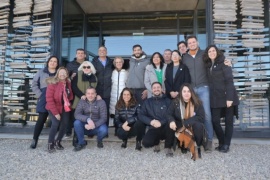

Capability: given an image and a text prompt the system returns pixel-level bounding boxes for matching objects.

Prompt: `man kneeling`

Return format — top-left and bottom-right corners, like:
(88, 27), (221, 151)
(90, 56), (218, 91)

(73, 87), (108, 151)
(137, 82), (171, 152)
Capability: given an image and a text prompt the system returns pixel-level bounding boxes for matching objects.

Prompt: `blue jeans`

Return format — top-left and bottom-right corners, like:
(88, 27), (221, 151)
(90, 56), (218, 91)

(74, 120), (108, 145)
(194, 86), (213, 141)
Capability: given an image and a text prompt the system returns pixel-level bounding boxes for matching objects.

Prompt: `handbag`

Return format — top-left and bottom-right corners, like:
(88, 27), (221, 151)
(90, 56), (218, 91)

(202, 125), (208, 150)
(72, 133), (78, 147)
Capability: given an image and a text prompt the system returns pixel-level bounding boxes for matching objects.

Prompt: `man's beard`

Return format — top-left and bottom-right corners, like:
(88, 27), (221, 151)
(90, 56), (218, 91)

(134, 54), (142, 58)
(153, 92), (162, 97)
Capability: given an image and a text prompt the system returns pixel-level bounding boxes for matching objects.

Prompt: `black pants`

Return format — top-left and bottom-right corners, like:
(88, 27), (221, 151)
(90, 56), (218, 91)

(212, 106), (234, 146)
(116, 125), (137, 141)
(165, 121), (204, 148)
(142, 125), (166, 148)
(134, 120), (146, 142)
(165, 121), (182, 148)
(103, 97), (110, 126)
(48, 110), (69, 143)
(33, 112), (49, 140)
(66, 109), (75, 135)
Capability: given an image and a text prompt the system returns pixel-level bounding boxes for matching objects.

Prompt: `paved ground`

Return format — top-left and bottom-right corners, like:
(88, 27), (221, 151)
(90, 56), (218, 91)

(0, 132), (270, 179)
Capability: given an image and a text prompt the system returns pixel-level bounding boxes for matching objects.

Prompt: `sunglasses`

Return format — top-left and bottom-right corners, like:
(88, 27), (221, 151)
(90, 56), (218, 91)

(83, 66), (91, 69)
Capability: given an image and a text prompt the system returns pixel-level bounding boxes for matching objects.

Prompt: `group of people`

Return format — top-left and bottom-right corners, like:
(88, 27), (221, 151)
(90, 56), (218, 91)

(29, 35), (239, 159)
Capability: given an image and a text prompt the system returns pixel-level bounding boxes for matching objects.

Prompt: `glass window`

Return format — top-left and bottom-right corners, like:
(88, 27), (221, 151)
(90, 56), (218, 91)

(87, 11), (206, 57)
(62, 0), (84, 64)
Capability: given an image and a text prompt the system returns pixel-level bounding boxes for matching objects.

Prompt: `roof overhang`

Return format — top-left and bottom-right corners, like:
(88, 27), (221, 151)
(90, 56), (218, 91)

(75, 0), (205, 14)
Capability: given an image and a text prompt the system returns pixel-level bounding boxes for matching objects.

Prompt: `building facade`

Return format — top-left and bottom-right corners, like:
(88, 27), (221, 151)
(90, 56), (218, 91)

(0, 0), (269, 137)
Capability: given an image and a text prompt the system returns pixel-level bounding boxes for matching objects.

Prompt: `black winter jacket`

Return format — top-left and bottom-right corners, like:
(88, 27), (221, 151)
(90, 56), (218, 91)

(66, 59), (85, 77)
(206, 55), (239, 108)
(138, 95), (171, 128)
(92, 56), (114, 98)
(114, 105), (139, 128)
(167, 99), (205, 128)
(164, 62), (191, 99)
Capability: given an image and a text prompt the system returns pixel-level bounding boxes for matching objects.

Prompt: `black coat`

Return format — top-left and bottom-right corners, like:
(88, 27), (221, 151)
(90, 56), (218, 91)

(71, 72), (97, 99)
(206, 55), (239, 108)
(66, 59), (84, 77)
(164, 62), (191, 99)
(92, 56), (114, 98)
(167, 99), (205, 128)
(114, 105), (139, 128)
(138, 95), (171, 128)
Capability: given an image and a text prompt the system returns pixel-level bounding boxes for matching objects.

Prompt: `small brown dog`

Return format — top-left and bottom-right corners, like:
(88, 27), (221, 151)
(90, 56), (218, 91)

(175, 127), (198, 161)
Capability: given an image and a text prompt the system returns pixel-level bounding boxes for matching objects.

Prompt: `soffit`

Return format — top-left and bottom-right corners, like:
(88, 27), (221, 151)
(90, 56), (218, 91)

(75, 0), (204, 14)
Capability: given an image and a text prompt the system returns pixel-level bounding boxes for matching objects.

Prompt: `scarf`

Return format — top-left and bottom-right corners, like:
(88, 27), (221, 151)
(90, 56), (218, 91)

(63, 83), (71, 112)
(179, 100), (194, 122)
(178, 100), (198, 160)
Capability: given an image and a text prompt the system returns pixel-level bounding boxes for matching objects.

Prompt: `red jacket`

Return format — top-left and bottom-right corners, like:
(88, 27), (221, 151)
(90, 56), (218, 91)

(45, 81), (73, 115)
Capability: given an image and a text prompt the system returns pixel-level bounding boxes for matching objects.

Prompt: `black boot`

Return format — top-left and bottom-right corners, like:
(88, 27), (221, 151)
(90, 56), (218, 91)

(121, 140), (127, 148)
(135, 140), (142, 151)
(30, 139), (38, 149)
(55, 140), (64, 150)
(48, 143), (56, 153)
(219, 145), (230, 153)
(198, 147), (202, 158)
(215, 144), (223, 151)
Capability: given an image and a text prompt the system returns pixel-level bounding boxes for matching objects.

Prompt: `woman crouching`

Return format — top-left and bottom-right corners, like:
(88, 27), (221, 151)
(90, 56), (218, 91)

(165, 83), (205, 159)
(114, 88), (139, 148)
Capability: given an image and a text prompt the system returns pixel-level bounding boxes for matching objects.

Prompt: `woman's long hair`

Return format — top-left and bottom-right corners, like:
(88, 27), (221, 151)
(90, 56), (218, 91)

(150, 52), (165, 69)
(203, 45), (223, 67)
(115, 88), (137, 110)
(46, 67), (70, 84)
(178, 83), (201, 107)
(46, 56), (60, 70)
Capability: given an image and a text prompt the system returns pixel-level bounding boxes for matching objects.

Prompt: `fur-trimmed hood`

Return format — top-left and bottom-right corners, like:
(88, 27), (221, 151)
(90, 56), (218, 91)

(46, 77), (70, 85)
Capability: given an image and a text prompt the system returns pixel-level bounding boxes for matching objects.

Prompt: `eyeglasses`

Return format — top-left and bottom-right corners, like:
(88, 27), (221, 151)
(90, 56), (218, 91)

(83, 66), (91, 69)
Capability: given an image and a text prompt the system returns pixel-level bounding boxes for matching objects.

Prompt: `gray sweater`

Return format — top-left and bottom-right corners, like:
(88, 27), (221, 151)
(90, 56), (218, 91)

(127, 55), (150, 89)
(74, 99), (107, 128)
(182, 49), (208, 88)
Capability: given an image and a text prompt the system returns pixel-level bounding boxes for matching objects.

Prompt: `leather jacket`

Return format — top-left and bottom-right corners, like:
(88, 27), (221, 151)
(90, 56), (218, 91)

(114, 105), (139, 128)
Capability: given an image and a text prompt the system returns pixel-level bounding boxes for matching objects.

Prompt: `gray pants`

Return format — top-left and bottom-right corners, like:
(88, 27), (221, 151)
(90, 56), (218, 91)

(48, 110), (69, 143)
